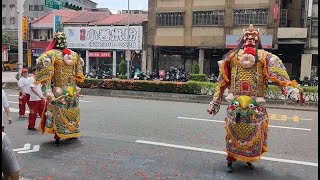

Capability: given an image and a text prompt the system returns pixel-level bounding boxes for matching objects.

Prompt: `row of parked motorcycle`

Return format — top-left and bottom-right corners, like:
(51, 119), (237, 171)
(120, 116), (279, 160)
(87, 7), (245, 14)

(134, 68), (190, 82)
(84, 67), (221, 83)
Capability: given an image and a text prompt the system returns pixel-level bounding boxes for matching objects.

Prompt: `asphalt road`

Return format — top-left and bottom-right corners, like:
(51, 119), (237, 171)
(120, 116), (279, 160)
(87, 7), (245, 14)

(3, 89), (318, 180)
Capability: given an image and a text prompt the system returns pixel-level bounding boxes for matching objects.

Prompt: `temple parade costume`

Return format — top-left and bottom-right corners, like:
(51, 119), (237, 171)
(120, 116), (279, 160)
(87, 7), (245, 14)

(208, 24), (303, 173)
(34, 32), (85, 146)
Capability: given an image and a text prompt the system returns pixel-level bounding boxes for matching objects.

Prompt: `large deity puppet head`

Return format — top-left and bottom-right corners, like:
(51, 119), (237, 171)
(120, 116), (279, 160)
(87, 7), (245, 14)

(238, 24), (261, 68)
(53, 32), (67, 50)
(242, 24), (260, 48)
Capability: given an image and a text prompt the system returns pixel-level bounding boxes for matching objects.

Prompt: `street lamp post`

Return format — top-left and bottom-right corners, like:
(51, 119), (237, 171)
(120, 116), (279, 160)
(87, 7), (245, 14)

(17, 0), (25, 79)
(126, 0), (130, 79)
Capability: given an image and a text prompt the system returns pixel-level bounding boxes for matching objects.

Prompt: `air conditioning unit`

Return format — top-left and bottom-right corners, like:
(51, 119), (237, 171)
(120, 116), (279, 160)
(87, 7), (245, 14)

(39, 35), (47, 41)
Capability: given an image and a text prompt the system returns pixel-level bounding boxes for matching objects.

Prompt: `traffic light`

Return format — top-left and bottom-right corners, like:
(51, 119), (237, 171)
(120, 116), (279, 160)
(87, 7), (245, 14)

(62, 2), (82, 11)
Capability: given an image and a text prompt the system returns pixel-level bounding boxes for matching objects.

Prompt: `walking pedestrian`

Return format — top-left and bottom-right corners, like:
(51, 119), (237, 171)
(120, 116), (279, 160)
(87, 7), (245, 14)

(18, 68), (31, 118)
(2, 90), (13, 132)
(27, 67), (45, 131)
(2, 132), (20, 180)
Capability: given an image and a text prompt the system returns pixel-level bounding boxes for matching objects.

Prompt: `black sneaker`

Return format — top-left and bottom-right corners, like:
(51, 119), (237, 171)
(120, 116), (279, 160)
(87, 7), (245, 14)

(66, 137), (78, 141)
(28, 127), (37, 131)
(246, 162), (254, 170)
(54, 139), (60, 146)
(227, 162), (233, 173)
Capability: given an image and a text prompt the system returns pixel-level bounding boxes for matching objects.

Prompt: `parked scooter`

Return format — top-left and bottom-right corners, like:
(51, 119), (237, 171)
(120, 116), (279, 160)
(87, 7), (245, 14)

(85, 68), (97, 79)
(133, 69), (145, 80)
(102, 69), (112, 79)
(159, 70), (166, 81)
(209, 73), (218, 83)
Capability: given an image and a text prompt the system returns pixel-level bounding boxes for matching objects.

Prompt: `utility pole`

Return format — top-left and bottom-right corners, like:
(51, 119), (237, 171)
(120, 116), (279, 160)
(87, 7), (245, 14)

(17, 0), (25, 79)
(126, 0), (130, 79)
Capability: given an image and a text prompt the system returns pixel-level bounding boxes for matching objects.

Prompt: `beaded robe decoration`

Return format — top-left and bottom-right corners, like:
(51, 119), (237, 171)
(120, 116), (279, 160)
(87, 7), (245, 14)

(35, 32), (85, 139)
(208, 25), (303, 162)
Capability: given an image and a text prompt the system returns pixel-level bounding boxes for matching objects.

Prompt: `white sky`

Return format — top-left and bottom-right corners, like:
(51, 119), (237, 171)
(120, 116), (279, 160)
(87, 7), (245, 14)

(92, 0), (148, 14)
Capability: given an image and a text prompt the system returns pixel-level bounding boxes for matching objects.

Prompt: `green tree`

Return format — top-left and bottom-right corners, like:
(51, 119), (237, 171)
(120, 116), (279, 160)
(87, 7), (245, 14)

(192, 63), (200, 74)
(2, 32), (17, 46)
(119, 60), (127, 75)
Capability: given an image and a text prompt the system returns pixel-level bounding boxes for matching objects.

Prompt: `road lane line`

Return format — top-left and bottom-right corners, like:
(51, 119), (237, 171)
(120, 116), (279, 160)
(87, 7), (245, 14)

(135, 140), (318, 167)
(177, 117), (311, 131)
(10, 108), (29, 113)
(8, 101), (19, 104)
(8, 94), (19, 97)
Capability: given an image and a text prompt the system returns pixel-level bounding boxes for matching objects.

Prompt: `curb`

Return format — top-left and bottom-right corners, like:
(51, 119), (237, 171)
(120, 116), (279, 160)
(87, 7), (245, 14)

(2, 84), (318, 111)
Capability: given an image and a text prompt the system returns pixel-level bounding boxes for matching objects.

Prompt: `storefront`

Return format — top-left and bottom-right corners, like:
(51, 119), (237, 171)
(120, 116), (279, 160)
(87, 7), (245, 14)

(64, 25), (143, 76)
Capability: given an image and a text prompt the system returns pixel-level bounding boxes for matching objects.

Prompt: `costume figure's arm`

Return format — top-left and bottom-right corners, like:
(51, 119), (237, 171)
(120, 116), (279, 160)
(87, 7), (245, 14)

(34, 50), (55, 85)
(208, 54), (232, 115)
(263, 53), (303, 102)
(76, 56), (85, 83)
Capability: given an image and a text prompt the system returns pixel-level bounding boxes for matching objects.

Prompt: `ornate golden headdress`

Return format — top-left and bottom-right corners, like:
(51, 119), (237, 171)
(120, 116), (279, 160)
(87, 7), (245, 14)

(243, 24), (260, 36)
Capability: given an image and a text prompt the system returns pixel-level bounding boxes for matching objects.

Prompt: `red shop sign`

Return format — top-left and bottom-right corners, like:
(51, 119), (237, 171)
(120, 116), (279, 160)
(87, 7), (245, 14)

(29, 41), (51, 48)
(88, 51), (112, 58)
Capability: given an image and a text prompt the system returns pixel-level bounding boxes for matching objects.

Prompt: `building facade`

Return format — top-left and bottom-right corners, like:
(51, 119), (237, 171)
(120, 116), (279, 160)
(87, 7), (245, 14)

(29, 9), (148, 76)
(301, 0), (318, 80)
(2, 0), (97, 38)
(147, 0), (310, 80)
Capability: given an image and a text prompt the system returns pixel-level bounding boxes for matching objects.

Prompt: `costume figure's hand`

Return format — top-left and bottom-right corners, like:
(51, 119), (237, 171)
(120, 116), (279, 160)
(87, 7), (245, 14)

(288, 88), (304, 103)
(208, 101), (220, 116)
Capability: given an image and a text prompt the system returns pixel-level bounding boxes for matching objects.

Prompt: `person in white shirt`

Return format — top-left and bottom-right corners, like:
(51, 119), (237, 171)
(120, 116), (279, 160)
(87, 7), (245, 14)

(27, 67), (45, 131)
(17, 68), (31, 118)
(2, 132), (20, 180)
(2, 90), (13, 132)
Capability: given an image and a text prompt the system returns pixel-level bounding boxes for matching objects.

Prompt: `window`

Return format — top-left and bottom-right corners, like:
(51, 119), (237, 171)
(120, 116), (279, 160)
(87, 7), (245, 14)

(29, 5), (44, 11)
(233, 9), (269, 25)
(10, 4), (15, 10)
(47, 29), (53, 39)
(2, 17), (6, 25)
(34, 30), (40, 39)
(29, 5), (34, 11)
(156, 12), (185, 26)
(192, 10), (224, 26)
(2, 4), (5, 10)
(10, 17), (15, 24)
(312, 20), (318, 37)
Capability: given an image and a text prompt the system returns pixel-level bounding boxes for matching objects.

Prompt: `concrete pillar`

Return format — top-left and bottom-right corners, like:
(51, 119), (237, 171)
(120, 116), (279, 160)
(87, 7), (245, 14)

(300, 54), (312, 80)
(147, 46), (153, 72)
(85, 50), (89, 74)
(199, 49), (205, 74)
(141, 49), (147, 73)
(112, 50), (117, 77)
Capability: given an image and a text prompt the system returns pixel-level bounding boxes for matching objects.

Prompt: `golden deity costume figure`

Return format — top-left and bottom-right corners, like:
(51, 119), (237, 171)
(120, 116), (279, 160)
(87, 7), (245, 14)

(208, 25), (303, 172)
(35, 32), (85, 146)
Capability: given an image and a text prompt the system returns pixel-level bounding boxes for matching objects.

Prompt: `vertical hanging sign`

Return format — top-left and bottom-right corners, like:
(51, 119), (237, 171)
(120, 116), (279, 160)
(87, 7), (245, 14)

(53, 15), (61, 32)
(22, 16), (28, 41)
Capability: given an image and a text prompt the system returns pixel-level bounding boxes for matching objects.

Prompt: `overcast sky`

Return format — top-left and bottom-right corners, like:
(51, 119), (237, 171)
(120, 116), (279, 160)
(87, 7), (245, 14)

(92, 0), (148, 14)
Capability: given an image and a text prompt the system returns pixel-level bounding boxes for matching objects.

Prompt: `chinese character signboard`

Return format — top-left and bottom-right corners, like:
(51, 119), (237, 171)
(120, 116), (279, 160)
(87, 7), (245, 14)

(22, 16), (28, 41)
(64, 26), (143, 50)
(88, 51), (112, 58)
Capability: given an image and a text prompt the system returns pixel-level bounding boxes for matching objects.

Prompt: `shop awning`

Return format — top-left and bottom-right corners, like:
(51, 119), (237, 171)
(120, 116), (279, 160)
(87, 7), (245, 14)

(277, 39), (306, 44)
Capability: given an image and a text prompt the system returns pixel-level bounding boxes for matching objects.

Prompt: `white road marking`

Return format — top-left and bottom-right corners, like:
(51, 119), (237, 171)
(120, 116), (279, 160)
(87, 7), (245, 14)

(10, 108), (29, 113)
(177, 117), (311, 131)
(8, 101), (18, 104)
(135, 140), (318, 167)
(13, 144), (31, 152)
(79, 100), (93, 103)
(17, 145), (40, 154)
(8, 94), (19, 97)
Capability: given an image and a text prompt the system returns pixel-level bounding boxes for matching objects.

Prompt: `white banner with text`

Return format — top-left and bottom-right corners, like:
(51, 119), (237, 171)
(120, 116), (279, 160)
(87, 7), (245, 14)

(64, 26), (143, 50)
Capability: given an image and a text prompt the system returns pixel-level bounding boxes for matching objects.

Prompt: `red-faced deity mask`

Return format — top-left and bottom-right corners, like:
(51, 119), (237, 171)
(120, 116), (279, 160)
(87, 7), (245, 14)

(243, 24), (260, 48)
